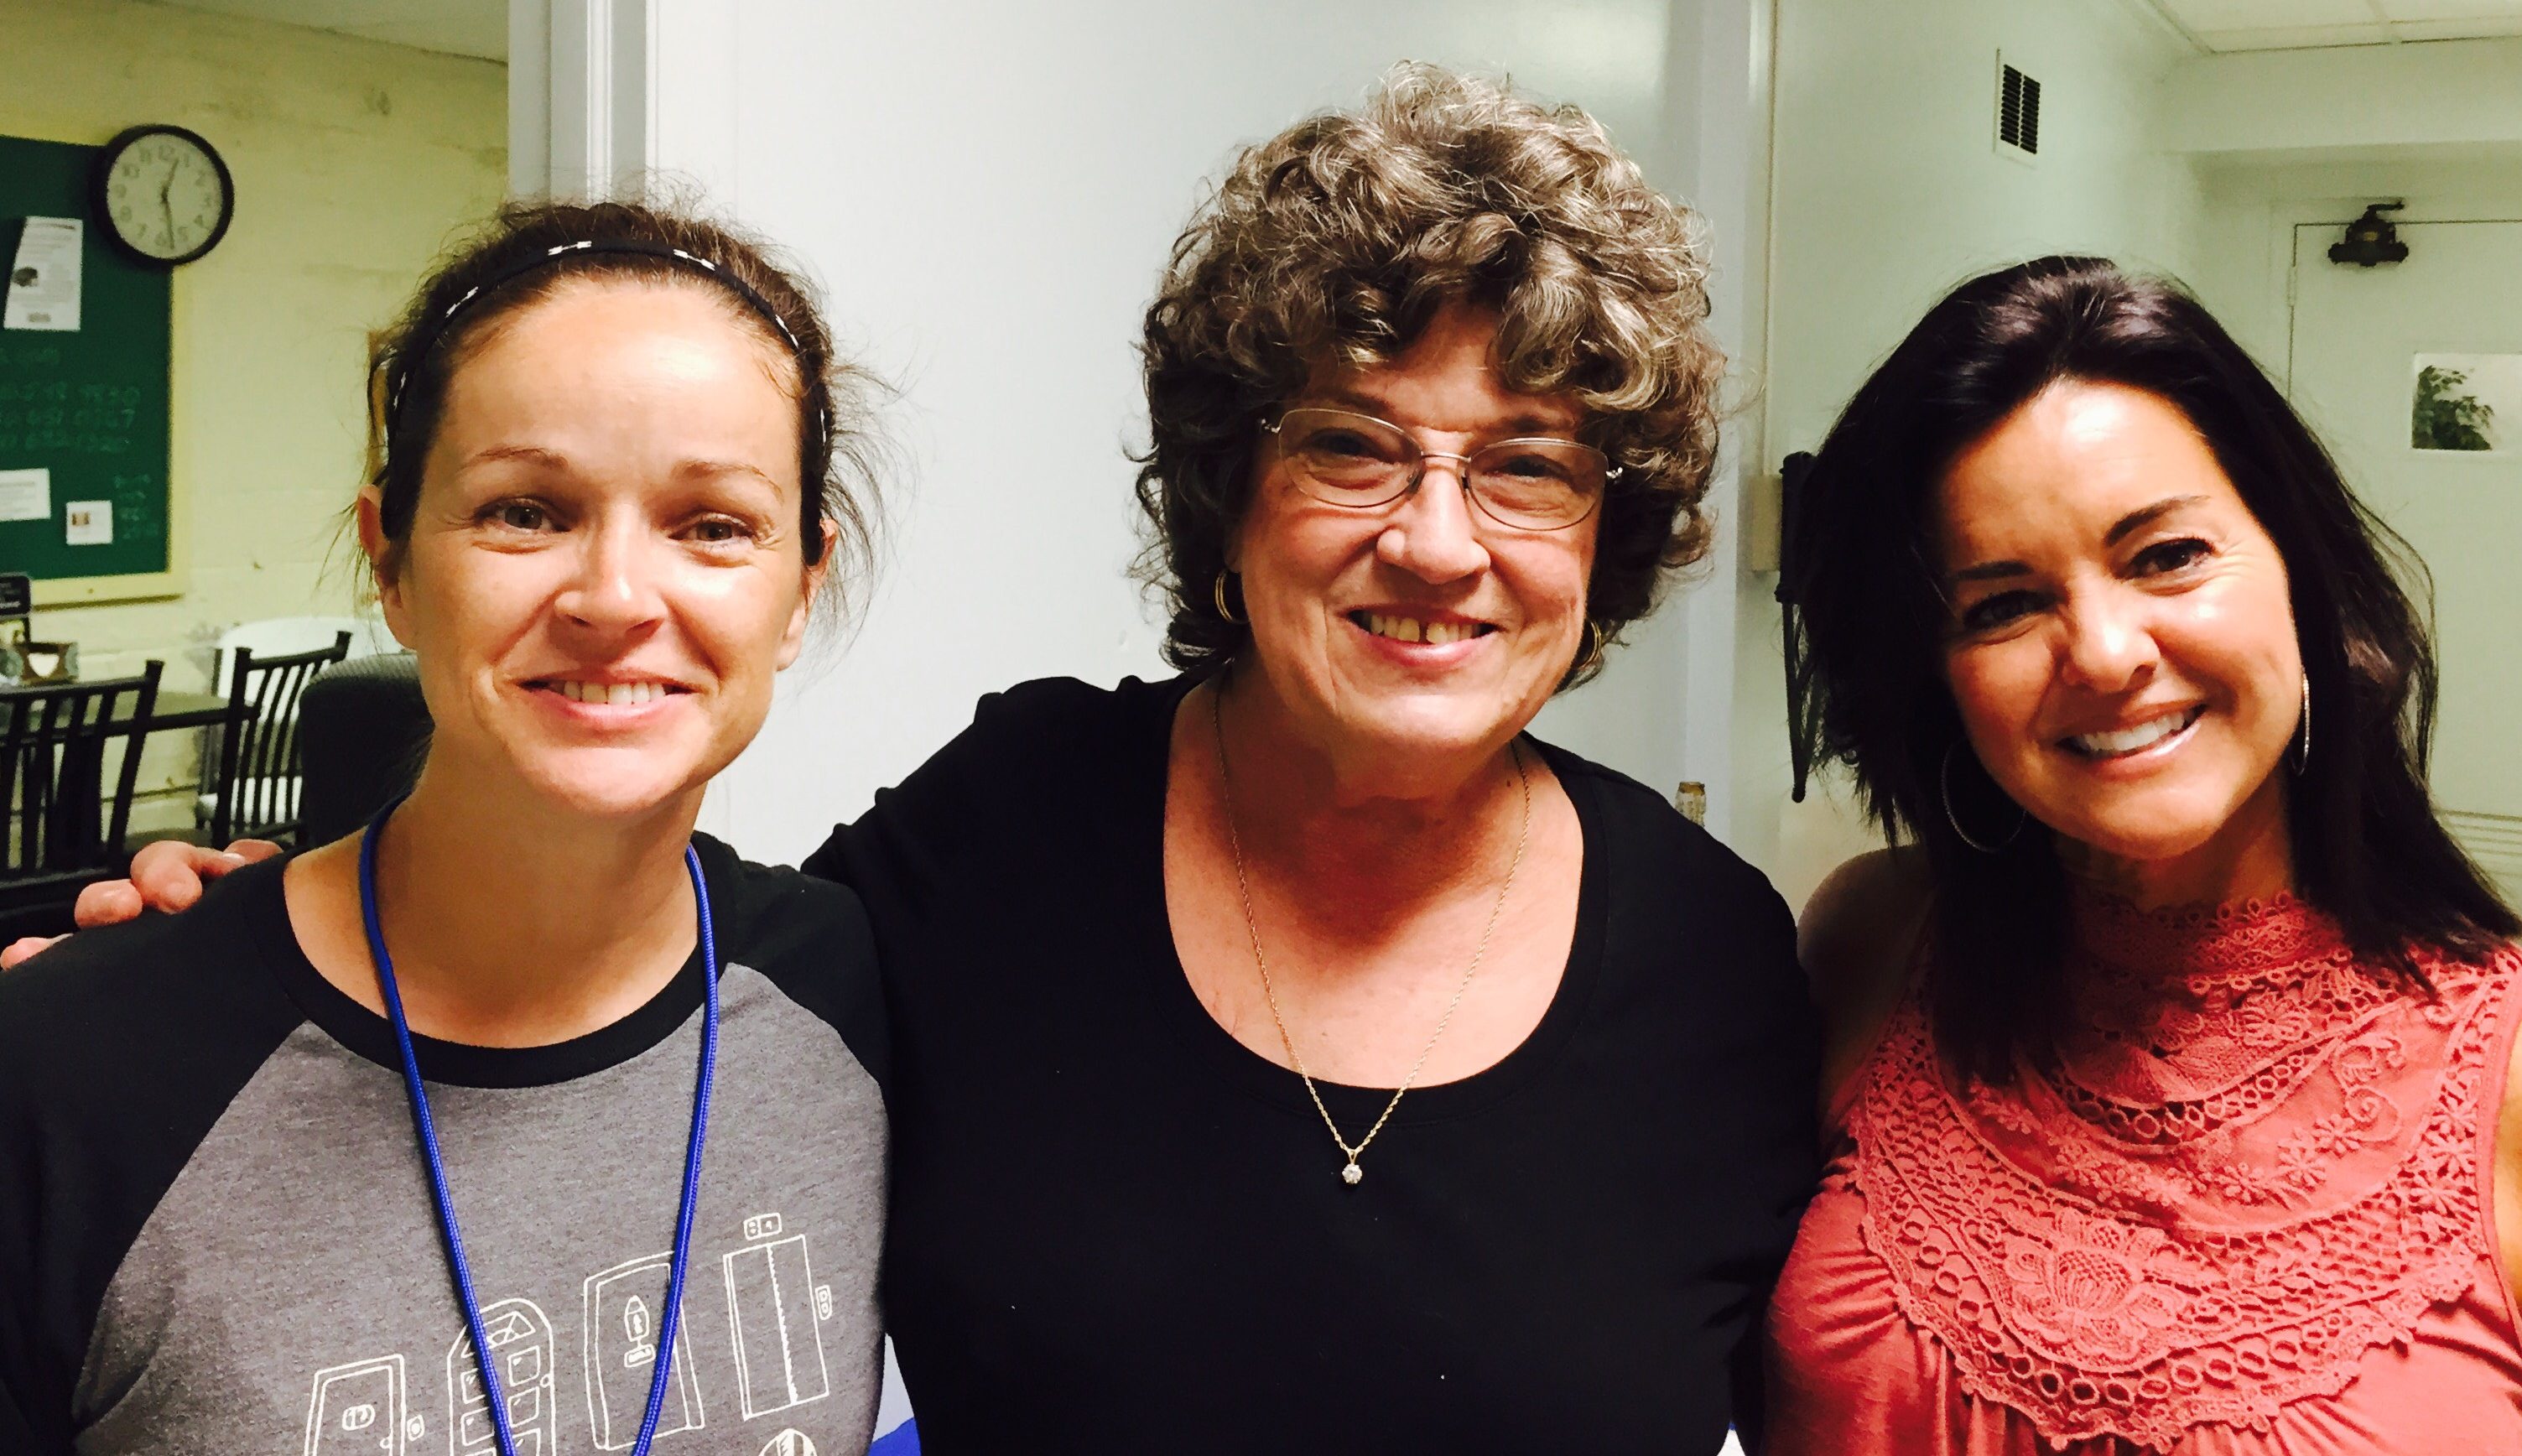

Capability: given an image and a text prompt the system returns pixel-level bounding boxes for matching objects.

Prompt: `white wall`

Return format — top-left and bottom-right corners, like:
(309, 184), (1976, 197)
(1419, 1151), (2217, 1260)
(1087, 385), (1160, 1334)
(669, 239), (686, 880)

(1734, 0), (2209, 909)
(2187, 153), (2522, 379)
(2163, 37), (2522, 158)
(541, 0), (1765, 865)
(2167, 35), (2522, 372)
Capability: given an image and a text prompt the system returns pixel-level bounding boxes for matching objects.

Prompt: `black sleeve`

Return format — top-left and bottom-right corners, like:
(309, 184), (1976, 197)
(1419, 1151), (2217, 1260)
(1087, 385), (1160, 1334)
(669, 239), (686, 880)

(694, 837), (892, 1098)
(1556, 755), (1820, 1448)
(798, 675), (1129, 935)
(0, 869), (304, 1451)
(1703, 851), (1820, 1450)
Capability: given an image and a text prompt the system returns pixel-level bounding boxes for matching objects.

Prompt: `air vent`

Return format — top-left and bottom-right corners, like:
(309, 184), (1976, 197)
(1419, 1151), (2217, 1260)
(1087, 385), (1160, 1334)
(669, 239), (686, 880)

(1998, 61), (2041, 158)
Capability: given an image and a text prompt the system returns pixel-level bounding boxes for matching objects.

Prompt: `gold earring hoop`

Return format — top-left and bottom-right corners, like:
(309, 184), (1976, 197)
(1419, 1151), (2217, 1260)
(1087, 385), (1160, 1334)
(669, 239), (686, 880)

(1214, 571), (1244, 626)
(2292, 672), (2311, 774)
(1942, 741), (2027, 854)
(1574, 620), (1609, 678)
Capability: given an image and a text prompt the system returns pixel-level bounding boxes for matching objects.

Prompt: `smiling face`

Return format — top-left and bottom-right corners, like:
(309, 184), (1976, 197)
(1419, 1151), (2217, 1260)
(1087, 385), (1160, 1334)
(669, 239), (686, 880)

(1935, 380), (2302, 887)
(366, 278), (823, 824)
(1228, 304), (1600, 772)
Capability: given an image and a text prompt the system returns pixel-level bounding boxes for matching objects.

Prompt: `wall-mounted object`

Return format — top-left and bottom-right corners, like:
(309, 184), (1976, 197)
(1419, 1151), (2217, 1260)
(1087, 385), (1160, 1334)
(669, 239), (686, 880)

(2411, 353), (2520, 454)
(1996, 56), (2041, 162)
(1776, 450), (1819, 803)
(91, 125), (234, 268)
(1, 134), (178, 604)
(2330, 202), (2410, 268)
(1742, 467), (1784, 575)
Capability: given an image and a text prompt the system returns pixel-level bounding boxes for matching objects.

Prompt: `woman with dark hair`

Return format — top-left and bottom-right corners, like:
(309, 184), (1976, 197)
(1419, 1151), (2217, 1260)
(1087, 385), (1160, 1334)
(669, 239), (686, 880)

(1762, 255), (2522, 1451)
(23, 67), (1817, 1453)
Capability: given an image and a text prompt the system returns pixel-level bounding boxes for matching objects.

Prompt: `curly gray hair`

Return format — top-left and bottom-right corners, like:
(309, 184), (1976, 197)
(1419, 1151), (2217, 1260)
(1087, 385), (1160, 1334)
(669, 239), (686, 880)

(1135, 63), (1724, 684)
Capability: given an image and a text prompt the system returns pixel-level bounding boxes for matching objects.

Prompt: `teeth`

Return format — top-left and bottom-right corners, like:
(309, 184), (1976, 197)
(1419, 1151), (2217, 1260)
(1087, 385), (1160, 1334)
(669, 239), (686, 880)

(2069, 708), (2196, 757)
(1363, 614), (1480, 645)
(553, 680), (668, 705)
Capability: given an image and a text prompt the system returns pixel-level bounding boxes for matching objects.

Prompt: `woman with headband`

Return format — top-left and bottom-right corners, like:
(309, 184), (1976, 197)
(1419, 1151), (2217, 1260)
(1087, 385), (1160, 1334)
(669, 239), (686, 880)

(0, 200), (891, 1455)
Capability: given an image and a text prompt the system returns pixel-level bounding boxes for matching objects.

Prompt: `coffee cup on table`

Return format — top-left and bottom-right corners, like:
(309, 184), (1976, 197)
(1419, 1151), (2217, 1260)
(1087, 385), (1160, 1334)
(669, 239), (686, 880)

(13, 641), (76, 684)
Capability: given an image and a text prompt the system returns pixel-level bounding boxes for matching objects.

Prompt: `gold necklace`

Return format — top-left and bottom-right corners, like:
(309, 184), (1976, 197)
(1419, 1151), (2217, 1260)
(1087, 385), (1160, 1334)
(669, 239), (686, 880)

(1209, 685), (1531, 1185)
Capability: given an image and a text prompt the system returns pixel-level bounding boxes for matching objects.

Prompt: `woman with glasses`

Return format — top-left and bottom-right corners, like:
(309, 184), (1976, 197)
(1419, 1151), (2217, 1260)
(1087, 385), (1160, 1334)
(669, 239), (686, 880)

(38, 66), (1817, 1453)
(819, 64), (1813, 1452)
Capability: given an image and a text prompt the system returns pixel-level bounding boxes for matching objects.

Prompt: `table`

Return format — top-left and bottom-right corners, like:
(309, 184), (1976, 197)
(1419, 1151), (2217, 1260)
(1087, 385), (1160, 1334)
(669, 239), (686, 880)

(129, 689), (232, 731)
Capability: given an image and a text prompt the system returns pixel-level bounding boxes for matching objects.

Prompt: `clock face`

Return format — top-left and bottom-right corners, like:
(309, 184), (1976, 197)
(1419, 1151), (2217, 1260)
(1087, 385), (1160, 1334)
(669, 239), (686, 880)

(98, 127), (233, 265)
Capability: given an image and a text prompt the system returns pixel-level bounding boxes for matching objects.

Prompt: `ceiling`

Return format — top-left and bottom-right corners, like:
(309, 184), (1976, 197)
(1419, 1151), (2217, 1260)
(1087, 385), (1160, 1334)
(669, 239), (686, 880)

(2153, 0), (2522, 50)
(148, 0), (507, 62)
(143, 0), (2522, 65)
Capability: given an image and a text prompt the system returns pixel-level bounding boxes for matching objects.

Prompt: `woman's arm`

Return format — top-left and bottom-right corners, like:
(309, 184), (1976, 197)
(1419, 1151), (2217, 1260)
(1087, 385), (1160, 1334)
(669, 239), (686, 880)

(7, 679), (1100, 970)
(1798, 847), (1932, 1114)
(2496, 1002), (2522, 1315)
(0, 842), (278, 969)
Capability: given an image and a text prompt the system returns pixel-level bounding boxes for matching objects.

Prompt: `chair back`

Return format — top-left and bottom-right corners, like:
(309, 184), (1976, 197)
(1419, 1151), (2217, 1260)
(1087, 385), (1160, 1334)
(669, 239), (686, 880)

(206, 632), (353, 845)
(297, 652), (434, 845)
(1, 662), (164, 897)
(210, 615), (389, 694)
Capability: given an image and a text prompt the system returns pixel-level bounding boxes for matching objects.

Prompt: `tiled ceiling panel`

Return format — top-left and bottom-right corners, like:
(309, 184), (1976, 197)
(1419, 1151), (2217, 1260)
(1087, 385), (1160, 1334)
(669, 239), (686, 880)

(2158, 0), (2522, 48)
(149, 0), (507, 62)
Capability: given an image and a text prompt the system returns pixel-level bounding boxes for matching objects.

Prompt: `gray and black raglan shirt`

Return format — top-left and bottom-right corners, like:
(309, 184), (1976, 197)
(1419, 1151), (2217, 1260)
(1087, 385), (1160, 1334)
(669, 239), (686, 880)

(0, 836), (889, 1456)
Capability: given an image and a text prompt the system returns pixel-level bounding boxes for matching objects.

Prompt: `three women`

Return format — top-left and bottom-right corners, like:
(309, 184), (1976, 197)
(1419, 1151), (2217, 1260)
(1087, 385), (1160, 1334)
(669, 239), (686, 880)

(16, 75), (2521, 1456)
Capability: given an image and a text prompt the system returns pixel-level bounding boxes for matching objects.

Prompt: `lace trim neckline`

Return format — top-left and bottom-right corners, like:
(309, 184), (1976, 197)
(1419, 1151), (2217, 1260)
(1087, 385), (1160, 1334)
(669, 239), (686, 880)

(2067, 886), (2349, 991)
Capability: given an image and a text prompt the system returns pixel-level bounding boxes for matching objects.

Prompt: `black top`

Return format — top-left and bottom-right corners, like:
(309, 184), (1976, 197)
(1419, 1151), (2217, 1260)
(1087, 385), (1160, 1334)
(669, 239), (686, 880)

(802, 674), (1819, 1454)
(0, 837), (892, 1455)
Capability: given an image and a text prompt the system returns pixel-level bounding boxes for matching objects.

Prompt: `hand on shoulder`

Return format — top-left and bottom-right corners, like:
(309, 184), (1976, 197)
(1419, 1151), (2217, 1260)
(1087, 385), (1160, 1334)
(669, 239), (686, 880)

(0, 840), (282, 970)
(1800, 846), (1932, 1112)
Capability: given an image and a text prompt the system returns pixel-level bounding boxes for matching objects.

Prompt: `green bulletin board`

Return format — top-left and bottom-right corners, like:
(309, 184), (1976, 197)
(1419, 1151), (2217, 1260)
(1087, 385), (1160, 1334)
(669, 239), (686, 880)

(0, 133), (174, 591)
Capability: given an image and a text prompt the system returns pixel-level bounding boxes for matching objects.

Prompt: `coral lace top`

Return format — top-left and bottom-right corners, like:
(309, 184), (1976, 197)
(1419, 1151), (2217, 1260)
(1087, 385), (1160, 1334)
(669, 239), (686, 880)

(1765, 893), (2522, 1453)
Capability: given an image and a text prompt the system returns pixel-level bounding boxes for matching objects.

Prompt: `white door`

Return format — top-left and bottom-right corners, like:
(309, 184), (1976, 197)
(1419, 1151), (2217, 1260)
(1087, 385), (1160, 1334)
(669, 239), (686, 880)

(2287, 218), (2522, 899)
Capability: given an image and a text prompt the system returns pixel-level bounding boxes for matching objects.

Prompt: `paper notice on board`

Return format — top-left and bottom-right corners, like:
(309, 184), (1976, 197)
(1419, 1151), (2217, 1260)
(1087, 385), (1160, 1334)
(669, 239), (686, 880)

(5, 218), (84, 332)
(64, 500), (112, 545)
(0, 467), (50, 522)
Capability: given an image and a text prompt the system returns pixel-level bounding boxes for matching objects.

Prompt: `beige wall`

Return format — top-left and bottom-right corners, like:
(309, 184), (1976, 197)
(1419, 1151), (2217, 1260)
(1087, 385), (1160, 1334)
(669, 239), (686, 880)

(1, 0), (504, 824)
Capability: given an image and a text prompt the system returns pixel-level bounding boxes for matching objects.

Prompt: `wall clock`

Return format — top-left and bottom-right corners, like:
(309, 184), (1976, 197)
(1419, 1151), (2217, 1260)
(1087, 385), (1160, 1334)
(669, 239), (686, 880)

(91, 124), (235, 267)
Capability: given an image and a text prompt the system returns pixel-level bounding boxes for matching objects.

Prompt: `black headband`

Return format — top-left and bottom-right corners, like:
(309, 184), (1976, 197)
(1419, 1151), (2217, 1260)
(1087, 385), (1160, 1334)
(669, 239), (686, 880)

(384, 238), (819, 462)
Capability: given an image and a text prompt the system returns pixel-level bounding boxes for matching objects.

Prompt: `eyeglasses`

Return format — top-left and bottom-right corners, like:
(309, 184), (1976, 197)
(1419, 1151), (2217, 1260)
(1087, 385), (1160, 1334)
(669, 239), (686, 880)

(1262, 406), (1615, 532)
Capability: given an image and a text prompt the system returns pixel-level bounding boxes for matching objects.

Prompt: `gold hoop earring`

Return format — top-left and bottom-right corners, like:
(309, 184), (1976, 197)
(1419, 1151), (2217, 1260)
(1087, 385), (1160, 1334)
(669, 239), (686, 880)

(2292, 672), (2311, 774)
(1942, 741), (2026, 854)
(1574, 620), (1609, 678)
(1213, 571), (1244, 626)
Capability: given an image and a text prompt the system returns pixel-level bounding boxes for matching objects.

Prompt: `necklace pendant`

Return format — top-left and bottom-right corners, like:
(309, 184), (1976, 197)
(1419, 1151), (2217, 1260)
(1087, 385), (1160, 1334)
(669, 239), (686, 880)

(1340, 1160), (1363, 1185)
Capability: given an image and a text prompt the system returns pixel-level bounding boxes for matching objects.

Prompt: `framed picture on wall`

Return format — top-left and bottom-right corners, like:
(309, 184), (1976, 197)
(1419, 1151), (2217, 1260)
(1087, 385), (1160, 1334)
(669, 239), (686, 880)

(2411, 353), (2522, 454)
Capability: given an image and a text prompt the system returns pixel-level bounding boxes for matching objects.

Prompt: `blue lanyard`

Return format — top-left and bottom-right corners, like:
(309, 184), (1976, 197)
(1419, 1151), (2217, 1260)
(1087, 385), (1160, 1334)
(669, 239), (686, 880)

(357, 799), (719, 1456)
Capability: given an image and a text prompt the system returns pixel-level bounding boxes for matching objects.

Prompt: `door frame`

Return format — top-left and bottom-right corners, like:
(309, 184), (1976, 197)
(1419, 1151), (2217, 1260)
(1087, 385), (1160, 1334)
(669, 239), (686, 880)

(2280, 208), (2522, 894)
(2265, 202), (2522, 393)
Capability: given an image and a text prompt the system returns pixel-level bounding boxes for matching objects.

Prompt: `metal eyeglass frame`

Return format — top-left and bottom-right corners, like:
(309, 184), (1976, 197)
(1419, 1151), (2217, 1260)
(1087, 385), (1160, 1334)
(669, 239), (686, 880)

(1261, 405), (1617, 532)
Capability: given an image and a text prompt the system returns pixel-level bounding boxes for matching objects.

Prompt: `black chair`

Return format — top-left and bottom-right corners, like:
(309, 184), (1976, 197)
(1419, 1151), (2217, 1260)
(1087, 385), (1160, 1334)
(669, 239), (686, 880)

(296, 651), (433, 846)
(199, 632), (353, 846)
(1, 661), (164, 910)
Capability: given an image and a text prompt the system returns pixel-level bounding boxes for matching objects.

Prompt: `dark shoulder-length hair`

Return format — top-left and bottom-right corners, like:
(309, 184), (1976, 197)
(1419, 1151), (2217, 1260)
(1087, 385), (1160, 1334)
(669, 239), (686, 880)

(1786, 255), (2517, 1078)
